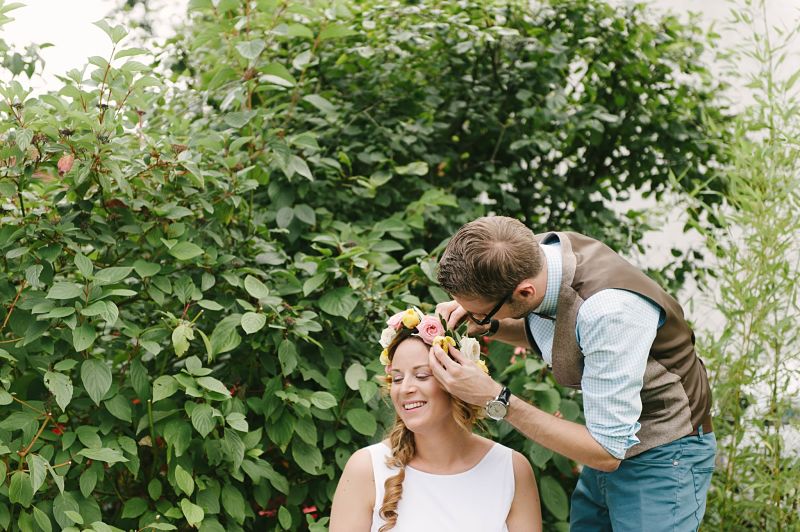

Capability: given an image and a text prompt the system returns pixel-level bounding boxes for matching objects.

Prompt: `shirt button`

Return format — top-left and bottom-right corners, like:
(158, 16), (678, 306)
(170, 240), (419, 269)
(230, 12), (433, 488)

(673, 460), (679, 466)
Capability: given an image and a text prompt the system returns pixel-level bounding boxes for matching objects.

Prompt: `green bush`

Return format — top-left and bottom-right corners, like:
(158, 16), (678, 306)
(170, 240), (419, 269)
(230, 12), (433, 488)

(0, 0), (727, 529)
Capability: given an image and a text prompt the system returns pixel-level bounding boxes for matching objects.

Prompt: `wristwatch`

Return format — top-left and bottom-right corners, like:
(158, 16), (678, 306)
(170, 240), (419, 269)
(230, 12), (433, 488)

(485, 386), (511, 420)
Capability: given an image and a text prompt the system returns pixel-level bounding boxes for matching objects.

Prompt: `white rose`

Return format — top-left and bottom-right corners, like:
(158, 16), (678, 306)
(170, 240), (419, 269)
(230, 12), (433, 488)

(380, 326), (397, 348)
(459, 336), (481, 362)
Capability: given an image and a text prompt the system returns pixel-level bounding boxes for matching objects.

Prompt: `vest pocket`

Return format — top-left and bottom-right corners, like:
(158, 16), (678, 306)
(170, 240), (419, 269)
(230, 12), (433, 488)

(640, 398), (667, 417)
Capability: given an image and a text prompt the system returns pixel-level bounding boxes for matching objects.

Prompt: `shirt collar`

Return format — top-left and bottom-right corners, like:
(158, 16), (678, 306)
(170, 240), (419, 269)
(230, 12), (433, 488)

(534, 241), (561, 317)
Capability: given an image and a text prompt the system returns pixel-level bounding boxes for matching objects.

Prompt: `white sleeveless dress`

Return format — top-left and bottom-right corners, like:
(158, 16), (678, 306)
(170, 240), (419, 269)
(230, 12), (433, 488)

(367, 441), (515, 532)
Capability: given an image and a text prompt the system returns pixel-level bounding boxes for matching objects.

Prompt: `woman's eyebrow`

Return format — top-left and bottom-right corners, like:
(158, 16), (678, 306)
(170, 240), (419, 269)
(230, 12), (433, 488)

(390, 364), (431, 373)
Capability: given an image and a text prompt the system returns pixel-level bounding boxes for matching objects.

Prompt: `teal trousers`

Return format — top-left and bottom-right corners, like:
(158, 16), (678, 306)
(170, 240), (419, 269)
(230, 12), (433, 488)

(570, 430), (716, 531)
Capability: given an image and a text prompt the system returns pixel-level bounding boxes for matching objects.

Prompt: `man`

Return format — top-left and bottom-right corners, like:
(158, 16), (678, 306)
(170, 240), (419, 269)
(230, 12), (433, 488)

(430, 215), (715, 531)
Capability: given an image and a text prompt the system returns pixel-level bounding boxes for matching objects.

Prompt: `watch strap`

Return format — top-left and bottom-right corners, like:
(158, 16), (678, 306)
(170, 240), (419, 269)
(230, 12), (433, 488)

(496, 386), (511, 406)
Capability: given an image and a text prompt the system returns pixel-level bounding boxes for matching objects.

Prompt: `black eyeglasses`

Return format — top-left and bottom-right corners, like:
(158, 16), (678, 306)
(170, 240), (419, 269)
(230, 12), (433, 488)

(467, 290), (513, 326)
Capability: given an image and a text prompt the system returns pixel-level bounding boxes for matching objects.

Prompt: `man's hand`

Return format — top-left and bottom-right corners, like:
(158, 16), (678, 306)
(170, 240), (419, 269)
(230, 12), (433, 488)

(429, 342), (502, 406)
(435, 299), (491, 336)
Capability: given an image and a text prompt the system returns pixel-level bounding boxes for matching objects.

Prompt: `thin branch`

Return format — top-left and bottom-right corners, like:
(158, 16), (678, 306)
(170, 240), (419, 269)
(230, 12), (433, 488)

(11, 394), (45, 416)
(1, 279), (27, 333)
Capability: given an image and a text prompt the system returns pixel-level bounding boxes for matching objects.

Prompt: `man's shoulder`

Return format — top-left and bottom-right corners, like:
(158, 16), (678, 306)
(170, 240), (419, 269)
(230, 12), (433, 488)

(578, 289), (661, 324)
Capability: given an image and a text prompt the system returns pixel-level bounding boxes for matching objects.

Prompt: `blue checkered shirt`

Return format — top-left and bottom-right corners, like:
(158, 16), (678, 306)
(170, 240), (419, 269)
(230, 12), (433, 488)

(526, 242), (663, 459)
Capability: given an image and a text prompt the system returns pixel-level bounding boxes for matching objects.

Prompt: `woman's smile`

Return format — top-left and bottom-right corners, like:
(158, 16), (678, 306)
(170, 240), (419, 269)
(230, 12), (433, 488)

(403, 400), (427, 411)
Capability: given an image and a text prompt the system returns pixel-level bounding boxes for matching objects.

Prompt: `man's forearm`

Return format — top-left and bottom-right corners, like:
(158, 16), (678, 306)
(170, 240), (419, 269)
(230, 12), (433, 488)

(491, 318), (531, 348)
(505, 394), (621, 472)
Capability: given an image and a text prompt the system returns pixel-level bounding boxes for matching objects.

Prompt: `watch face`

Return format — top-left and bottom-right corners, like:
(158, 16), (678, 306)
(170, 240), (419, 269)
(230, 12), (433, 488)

(486, 401), (507, 420)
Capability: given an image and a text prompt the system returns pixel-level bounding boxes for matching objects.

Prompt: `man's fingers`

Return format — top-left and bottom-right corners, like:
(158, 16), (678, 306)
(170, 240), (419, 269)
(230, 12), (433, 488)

(447, 305), (467, 330)
(447, 345), (467, 365)
(430, 344), (457, 372)
(435, 300), (457, 319)
(466, 321), (489, 337)
(433, 300), (468, 331)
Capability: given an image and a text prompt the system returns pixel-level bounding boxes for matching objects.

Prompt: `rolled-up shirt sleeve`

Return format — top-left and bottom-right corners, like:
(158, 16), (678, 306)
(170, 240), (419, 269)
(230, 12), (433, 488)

(576, 289), (662, 460)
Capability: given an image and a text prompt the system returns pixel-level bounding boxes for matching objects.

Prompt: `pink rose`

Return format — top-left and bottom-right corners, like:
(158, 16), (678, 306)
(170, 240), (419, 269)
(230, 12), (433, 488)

(387, 311), (405, 330)
(415, 315), (445, 345)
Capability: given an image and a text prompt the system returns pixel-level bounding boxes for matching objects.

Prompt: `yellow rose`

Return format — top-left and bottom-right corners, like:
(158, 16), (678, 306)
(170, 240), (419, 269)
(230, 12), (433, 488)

(402, 308), (421, 328)
(380, 348), (391, 366)
(432, 335), (457, 350)
(476, 360), (490, 374)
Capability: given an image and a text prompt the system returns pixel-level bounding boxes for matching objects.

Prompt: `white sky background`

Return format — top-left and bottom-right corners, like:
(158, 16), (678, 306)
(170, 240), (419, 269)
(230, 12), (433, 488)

(1, 0), (185, 90)
(3, 0), (800, 323)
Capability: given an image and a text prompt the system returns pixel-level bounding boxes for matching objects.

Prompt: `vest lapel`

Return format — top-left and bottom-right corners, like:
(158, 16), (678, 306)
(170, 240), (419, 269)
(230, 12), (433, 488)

(544, 232), (584, 388)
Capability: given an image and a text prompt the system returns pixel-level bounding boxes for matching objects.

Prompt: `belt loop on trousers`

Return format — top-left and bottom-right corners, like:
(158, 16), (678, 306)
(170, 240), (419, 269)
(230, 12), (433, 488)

(688, 414), (713, 438)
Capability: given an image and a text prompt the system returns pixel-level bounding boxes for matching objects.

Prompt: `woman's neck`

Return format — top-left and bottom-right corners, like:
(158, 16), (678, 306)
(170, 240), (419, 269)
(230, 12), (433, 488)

(409, 421), (479, 473)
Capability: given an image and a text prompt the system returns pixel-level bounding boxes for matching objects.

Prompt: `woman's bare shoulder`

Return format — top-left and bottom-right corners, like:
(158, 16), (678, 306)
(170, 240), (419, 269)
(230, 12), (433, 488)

(344, 447), (375, 479)
(510, 449), (535, 478)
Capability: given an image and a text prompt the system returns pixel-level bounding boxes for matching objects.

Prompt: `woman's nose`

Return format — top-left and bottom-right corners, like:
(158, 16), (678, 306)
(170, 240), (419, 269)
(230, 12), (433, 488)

(400, 379), (417, 394)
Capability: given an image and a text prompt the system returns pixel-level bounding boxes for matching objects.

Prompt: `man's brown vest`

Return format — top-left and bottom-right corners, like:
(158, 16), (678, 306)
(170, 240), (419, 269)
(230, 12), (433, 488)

(529, 231), (712, 458)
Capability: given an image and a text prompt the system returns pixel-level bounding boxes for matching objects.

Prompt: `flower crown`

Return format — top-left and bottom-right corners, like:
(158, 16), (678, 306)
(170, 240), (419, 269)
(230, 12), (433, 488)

(378, 307), (489, 375)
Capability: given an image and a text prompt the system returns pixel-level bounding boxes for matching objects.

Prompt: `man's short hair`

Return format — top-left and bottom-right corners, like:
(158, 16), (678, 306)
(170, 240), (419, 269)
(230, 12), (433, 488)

(437, 216), (544, 300)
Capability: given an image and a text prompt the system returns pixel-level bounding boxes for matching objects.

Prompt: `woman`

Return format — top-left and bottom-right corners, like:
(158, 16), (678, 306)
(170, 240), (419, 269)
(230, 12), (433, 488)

(330, 308), (542, 532)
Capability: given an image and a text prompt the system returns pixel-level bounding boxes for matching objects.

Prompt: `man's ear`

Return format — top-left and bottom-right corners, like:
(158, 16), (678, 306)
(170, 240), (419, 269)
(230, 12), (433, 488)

(515, 280), (537, 300)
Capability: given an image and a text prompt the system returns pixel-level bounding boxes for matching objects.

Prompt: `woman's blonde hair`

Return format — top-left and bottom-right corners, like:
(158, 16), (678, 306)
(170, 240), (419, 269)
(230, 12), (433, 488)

(377, 332), (482, 531)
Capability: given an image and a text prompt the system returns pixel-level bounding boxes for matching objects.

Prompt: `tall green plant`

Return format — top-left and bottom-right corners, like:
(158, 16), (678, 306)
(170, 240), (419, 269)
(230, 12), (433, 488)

(684, 1), (800, 529)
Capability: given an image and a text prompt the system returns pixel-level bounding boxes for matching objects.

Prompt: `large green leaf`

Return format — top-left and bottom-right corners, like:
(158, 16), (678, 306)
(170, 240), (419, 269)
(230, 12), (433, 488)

(46, 282), (83, 300)
(395, 161), (429, 176)
(180, 498), (204, 527)
(152, 375), (178, 402)
(291, 439), (323, 474)
(243, 275), (270, 299)
(93, 266), (133, 285)
(344, 363), (367, 391)
(310, 391), (337, 409)
(43, 371), (73, 411)
(104, 394), (132, 422)
(77, 448), (128, 464)
(121, 497), (148, 519)
(345, 408), (377, 436)
(318, 287), (358, 318)
(9, 472), (33, 508)
(235, 39), (265, 60)
(26, 455), (48, 495)
(539, 475), (569, 521)
(81, 359), (112, 405)
(190, 403), (215, 437)
(72, 323), (97, 352)
(172, 323), (194, 356)
(32, 505), (52, 532)
(197, 376), (230, 396)
(169, 241), (204, 260)
(79, 469), (97, 498)
(221, 485), (246, 524)
(240, 312), (266, 334)
(278, 339), (297, 376)
(174, 465), (194, 496)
